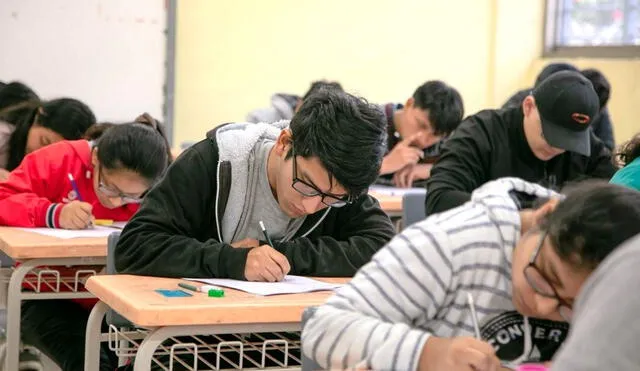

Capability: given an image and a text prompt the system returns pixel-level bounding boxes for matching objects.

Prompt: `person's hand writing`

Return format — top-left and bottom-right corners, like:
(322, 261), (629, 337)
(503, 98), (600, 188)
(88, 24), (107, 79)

(231, 238), (260, 249)
(59, 201), (94, 230)
(244, 245), (291, 282)
(419, 336), (501, 371)
(393, 163), (433, 188)
(0, 169), (10, 182)
(380, 133), (424, 175)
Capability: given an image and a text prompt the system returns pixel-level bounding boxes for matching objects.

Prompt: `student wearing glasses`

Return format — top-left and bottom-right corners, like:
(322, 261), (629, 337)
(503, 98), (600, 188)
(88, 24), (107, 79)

(0, 117), (170, 229)
(302, 178), (640, 371)
(115, 88), (395, 283)
(0, 118), (171, 370)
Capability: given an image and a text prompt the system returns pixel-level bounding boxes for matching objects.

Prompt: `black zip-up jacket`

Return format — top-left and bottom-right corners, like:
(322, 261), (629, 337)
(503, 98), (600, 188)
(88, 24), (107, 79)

(425, 106), (616, 215)
(115, 130), (395, 280)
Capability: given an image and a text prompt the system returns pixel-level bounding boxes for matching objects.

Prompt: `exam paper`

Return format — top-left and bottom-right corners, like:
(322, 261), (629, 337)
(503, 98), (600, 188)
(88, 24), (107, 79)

(16, 225), (123, 239)
(185, 275), (344, 296)
(369, 185), (427, 197)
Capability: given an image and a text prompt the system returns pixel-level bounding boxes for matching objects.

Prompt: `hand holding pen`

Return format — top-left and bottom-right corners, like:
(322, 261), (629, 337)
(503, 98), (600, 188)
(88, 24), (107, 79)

(59, 174), (94, 230)
(242, 221), (291, 282)
(419, 293), (501, 371)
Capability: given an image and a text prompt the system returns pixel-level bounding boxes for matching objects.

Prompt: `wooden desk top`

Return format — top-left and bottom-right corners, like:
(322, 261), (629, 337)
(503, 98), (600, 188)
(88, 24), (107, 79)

(86, 275), (349, 327)
(369, 192), (402, 213)
(0, 227), (107, 260)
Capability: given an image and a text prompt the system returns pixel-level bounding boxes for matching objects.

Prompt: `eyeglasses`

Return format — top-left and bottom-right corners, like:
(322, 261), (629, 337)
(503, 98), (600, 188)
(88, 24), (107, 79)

(96, 166), (144, 204)
(290, 150), (351, 208)
(523, 231), (573, 321)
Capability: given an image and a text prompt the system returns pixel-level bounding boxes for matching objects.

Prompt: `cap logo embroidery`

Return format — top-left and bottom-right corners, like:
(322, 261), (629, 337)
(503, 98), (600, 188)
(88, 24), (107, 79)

(571, 113), (590, 124)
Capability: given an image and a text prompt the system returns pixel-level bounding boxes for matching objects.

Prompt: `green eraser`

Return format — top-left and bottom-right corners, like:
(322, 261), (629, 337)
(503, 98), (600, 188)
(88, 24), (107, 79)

(208, 289), (224, 297)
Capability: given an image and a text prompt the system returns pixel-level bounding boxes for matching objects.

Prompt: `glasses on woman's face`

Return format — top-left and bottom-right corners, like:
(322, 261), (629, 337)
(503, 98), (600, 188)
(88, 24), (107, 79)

(96, 167), (144, 204)
(523, 231), (573, 321)
(290, 150), (351, 208)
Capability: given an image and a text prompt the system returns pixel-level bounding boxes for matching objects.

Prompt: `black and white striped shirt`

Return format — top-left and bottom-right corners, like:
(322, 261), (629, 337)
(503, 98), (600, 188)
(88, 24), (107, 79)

(302, 178), (560, 371)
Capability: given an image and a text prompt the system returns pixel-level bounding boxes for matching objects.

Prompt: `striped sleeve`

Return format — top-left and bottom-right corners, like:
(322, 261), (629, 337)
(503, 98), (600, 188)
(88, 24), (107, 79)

(302, 224), (453, 371)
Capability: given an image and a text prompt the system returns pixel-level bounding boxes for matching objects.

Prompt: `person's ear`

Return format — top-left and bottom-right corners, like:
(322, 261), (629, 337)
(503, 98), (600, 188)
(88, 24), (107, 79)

(405, 97), (415, 109)
(91, 147), (99, 168)
(274, 129), (293, 157)
(522, 96), (536, 117)
(531, 198), (561, 227)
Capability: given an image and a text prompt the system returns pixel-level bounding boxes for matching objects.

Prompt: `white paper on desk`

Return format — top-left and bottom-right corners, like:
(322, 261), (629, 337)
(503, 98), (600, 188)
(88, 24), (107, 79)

(15, 226), (121, 239)
(185, 275), (344, 296)
(369, 185), (427, 197)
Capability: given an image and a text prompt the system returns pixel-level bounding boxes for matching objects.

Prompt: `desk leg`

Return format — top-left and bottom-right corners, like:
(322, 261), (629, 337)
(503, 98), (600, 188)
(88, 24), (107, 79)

(84, 301), (108, 371)
(133, 327), (166, 371)
(4, 262), (36, 371)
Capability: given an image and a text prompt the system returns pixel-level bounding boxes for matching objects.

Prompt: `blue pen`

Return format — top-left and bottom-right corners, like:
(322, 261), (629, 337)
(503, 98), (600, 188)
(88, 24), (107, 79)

(67, 173), (84, 201)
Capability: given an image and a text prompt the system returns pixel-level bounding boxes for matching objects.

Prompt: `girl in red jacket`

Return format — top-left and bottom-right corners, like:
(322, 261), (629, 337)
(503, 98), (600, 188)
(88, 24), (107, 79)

(0, 120), (171, 371)
(0, 119), (169, 228)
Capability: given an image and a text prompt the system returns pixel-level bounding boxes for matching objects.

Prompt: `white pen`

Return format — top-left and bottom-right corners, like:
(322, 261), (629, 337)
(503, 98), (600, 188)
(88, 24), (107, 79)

(467, 292), (481, 339)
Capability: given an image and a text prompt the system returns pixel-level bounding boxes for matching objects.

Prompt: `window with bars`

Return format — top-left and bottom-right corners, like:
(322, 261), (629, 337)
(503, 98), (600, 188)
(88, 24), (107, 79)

(545, 0), (640, 57)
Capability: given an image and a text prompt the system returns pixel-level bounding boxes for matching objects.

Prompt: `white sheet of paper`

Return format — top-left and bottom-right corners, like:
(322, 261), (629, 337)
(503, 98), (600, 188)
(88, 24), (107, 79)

(185, 275), (344, 296)
(16, 226), (121, 239)
(369, 185), (427, 197)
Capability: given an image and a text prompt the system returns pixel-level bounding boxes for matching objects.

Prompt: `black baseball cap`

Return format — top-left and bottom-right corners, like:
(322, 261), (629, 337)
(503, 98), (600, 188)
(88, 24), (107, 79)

(533, 70), (600, 157)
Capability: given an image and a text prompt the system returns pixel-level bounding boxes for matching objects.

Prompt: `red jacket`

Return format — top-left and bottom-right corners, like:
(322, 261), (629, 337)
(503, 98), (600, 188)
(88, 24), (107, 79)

(0, 140), (140, 310)
(0, 140), (138, 226)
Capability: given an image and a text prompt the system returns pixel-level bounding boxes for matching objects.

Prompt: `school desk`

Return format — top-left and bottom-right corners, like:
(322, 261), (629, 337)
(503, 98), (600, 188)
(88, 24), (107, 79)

(368, 192), (402, 217)
(0, 227), (107, 371)
(84, 275), (349, 371)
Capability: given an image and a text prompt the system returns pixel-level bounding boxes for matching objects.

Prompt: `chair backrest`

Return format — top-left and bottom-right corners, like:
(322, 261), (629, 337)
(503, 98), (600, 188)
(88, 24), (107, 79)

(105, 232), (133, 327)
(300, 306), (322, 371)
(106, 232), (121, 275)
(401, 190), (427, 230)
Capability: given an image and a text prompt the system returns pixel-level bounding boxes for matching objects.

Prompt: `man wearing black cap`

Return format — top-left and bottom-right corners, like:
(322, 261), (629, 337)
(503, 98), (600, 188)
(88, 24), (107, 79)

(425, 70), (617, 215)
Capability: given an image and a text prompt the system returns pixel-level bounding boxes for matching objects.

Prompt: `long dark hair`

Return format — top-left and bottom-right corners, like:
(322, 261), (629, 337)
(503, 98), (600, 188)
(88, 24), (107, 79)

(3, 98), (95, 170)
(0, 81), (39, 112)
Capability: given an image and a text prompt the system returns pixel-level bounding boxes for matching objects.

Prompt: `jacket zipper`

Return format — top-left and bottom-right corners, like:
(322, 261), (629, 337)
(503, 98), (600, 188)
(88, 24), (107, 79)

(215, 161), (223, 242)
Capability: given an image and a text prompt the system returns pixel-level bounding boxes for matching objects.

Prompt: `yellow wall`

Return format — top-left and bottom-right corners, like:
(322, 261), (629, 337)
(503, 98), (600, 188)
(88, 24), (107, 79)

(174, 0), (497, 145)
(174, 0), (637, 146)
(511, 1), (640, 145)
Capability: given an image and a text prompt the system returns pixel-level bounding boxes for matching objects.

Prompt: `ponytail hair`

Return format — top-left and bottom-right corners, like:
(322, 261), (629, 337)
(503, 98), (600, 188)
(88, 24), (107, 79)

(95, 120), (170, 184)
(133, 113), (173, 164)
(83, 122), (116, 141)
(84, 113), (172, 165)
(615, 133), (640, 168)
